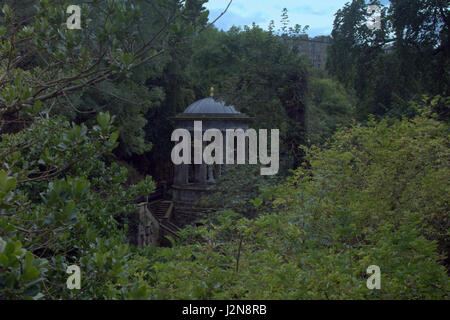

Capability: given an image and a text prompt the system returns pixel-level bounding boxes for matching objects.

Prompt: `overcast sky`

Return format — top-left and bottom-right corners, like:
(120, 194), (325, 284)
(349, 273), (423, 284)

(204, 0), (390, 36)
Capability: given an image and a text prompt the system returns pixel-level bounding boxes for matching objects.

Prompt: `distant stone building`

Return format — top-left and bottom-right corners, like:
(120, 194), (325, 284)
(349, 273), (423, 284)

(297, 35), (331, 70)
(170, 95), (252, 226)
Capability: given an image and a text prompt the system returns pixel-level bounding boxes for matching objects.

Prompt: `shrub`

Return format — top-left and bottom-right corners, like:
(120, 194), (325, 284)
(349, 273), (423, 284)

(146, 102), (449, 299)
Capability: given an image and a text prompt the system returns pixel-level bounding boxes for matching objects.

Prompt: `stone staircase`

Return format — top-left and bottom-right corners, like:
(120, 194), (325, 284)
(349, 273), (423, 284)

(148, 200), (181, 247)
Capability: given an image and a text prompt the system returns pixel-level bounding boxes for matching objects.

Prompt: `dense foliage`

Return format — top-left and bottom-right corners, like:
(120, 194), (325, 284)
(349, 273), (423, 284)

(305, 76), (355, 145)
(0, 113), (155, 299)
(143, 102), (450, 299)
(0, 0), (449, 300)
(187, 24), (310, 166)
(327, 0), (449, 119)
(0, 0), (204, 299)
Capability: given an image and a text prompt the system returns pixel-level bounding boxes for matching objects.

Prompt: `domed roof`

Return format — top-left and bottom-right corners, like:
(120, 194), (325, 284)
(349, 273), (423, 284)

(183, 97), (241, 114)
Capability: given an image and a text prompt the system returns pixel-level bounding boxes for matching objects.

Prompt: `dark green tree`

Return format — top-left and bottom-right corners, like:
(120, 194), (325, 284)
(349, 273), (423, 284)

(0, 0), (209, 299)
(188, 24), (310, 168)
(327, 0), (449, 119)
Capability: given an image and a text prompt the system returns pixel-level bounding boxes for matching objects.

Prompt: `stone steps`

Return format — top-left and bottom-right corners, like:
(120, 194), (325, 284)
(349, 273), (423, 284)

(148, 200), (180, 246)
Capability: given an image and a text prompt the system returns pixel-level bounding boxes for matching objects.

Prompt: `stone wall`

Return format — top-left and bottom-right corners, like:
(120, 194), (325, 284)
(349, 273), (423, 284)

(127, 203), (160, 247)
(298, 35), (331, 69)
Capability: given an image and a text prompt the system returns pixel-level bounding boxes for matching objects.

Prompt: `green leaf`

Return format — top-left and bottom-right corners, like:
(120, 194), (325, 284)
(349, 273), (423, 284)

(0, 170), (17, 193)
(250, 197), (263, 209)
(109, 131), (119, 143)
(97, 111), (111, 128)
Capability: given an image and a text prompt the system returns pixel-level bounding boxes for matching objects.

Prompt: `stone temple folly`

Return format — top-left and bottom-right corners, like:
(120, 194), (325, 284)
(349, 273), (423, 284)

(170, 92), (251, 225)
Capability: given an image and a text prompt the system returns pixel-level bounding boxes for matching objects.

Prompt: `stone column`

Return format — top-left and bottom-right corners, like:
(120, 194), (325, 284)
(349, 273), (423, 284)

(221, 130), (227, 175)
(182, 164), (189, 184)
(207, 165), (215, 183)
(195, 163), (207, 184)
(216, 164), (222, 178)
(174, 164), (189, 185)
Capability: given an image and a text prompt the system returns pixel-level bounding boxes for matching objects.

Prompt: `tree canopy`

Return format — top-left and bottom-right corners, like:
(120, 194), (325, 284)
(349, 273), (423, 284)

(0, 1), (448, 300)
(327, 0), (449, 119)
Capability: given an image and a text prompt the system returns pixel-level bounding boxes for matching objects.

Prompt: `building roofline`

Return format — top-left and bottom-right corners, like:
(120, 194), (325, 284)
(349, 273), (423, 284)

(170, 113), (252, 121)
